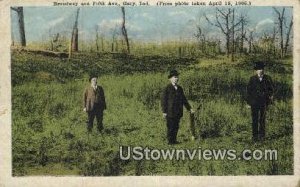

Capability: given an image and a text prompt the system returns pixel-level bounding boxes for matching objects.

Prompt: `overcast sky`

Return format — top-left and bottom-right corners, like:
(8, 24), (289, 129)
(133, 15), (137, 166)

(11, 6), (293, 43)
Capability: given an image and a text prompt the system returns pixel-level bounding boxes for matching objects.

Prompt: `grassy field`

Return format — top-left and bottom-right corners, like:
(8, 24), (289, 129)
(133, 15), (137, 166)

(11, 50), (293, 176)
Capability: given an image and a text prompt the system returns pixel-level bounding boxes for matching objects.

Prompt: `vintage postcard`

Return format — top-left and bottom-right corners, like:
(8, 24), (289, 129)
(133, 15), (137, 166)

(0, 0), (299, 186)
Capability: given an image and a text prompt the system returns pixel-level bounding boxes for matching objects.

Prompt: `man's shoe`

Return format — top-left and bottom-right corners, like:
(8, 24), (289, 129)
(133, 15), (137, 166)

(174, 141), (180, 144)
(97, 126), (104, 133)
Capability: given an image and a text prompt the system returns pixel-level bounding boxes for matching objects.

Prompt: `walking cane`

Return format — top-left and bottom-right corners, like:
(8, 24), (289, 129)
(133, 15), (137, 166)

(189, 102), (202, 141)
(190, 112), (196, 140)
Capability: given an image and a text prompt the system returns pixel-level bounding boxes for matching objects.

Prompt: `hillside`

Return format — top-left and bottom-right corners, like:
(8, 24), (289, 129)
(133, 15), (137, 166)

(12, 51), (293, 175)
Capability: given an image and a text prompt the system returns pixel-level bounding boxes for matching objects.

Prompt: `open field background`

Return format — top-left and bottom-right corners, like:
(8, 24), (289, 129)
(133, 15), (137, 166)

(11, 50), (293, 176)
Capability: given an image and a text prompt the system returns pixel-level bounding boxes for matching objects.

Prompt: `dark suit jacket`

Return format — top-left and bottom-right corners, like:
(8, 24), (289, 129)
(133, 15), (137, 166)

(161, 83), (191, 118)
(83, 85), (106, 112)
(246, 74), (274, 106)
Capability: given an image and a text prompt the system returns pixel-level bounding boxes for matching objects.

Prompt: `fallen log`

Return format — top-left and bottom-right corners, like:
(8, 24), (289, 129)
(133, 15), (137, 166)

(13, 47), (68, 58)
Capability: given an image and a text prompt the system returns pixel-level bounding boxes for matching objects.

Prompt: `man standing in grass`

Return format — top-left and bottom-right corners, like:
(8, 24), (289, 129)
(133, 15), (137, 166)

(83, 74), (106, 133)
(161, 70), (194, 144)
(247, 61), (274, 142)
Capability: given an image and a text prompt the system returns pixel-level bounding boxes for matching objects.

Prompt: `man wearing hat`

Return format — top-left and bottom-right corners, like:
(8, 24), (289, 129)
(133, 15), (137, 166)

(246, 61), (274, 141)
(83, 74), (106, 133)
(161, 70), (194, 144)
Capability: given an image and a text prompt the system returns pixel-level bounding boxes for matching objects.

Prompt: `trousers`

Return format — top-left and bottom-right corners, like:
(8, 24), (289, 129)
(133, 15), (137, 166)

(166, 117), (180, 144)
(251, 105), (267, 140)
(87, 105), (104, 132)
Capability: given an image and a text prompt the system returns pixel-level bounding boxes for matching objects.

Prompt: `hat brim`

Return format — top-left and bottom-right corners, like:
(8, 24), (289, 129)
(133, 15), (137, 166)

(168, 73), (179, 79)
(254, 66), (265, 70)
(89, 76), (98, 81)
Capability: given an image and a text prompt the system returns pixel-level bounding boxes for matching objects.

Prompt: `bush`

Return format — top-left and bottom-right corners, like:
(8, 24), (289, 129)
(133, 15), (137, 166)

(48, 103), (67, 118)
(195, 99), (248, 138)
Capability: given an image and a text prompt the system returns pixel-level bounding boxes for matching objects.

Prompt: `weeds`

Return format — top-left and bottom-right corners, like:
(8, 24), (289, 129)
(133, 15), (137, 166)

(12, 51), (293, 175)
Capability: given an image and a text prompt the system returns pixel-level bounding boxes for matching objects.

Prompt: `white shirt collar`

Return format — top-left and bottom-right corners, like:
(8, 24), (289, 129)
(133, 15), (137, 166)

(91, 85), (97, 90)
(172, 83), (178, 90)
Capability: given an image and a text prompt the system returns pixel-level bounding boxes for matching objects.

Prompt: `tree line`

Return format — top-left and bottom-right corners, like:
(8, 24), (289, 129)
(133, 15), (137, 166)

(11, 7), (293, 59)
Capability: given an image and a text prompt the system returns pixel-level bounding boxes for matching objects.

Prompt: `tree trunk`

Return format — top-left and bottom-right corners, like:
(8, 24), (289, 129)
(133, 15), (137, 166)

(71, 8), (80, 52)
(178, 46), (182, 58)
(226, 17), (230, 57)
(68, 37), (72, 59)
(241, 21), (244, 54)
(101, 36), (104, 51)
(95, 28), (99, 52)
(18, 7), (26, 47)
(71, 28), (78, 51)
(248, 42), (251, 53)
(116, 39), (119, 52)
(279, 17), (284, 58)
(284, 18), (293, 56)
(231, 9), (235, 62)
(272, 27), (277, 56)
(226, 34), (230, 57)
(121, 7), (130, 54)
(11, 7), (26, 46)
(248, 31), (254, 54)
(273, 7), (285, 58)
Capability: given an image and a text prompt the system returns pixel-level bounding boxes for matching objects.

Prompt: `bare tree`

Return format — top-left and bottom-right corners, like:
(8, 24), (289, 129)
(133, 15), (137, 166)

(195, 25), (207, 54)
(69, 8), (80, 59)
(284, 16), (293, 56)
(205, 8), (243, 60)
(238, 14), (248, 54)
(271, 26), (278, 56)
(95, 25), (100, 52)
(206, 8), (231, 57)
(111, 25), (119, 52)
(12, 32), (15, 46)
(231, 9), (235, 61)
(273, 7), (285, 58)
(121, 7), (130, 54)
(71, 8), (80, 52)
(50, 33), (60, 51)
(244, 29), (254, 54)
(101, 35), (105, 52)
(194, 25), (219, 57)
(11, 7), (26, 47)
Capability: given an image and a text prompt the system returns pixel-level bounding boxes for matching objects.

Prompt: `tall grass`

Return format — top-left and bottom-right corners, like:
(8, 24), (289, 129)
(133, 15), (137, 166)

(12, 52), (293, 175)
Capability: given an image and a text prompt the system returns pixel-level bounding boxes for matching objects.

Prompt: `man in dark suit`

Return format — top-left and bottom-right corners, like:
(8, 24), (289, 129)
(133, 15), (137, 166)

(161, 70), (194, 144)
(247, 61), (274, 141)
(83, 74), (106, 133)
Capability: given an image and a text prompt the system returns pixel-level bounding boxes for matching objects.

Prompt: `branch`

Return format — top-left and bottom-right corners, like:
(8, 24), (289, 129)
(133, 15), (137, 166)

(216, 8), (229, 18)
(204, 13), (215, 26)
(281, 8), (286, 20)
(10, 7), (19, 12)
(234, 27), (242, 32)
(273, 7), (280, 16)
(215, 14), (227, 34)
(239, 15), (249, 25)
(233, 18), (243, 28)
(205, 13), (222, 30)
